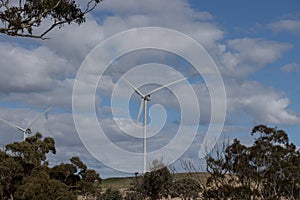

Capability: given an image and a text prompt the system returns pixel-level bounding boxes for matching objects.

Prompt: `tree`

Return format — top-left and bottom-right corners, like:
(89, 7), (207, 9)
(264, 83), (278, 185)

(0, 150), (24, 199)
(6, 132), (56, 166)
(0, 133), (56, 199)
(0, 133), (102, 199)
(0, 0), (102, 39)
(14, 171), (76, 200)
(100, 188), (123, 200)
(142, 166), (172, 200)
(49, 156), (101, 198)
(203, 125), (300, 200)
(171, 178), (201, 200)
(124, 191), (144, 200)
(127, 160), (173, 200)
(124, 173), (146, 200)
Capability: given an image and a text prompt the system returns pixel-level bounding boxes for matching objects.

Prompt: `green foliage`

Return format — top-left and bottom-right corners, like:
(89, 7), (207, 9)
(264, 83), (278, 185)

(100, 188), (123, 200)
(124, 191), (145, 200)
(204, 125), (300, 200)
(3, 125), (298, 200)
(0, 133), (102, 199)
(6, 133), (55, 166)
(141, 166), (173, 200)
(171, 178), (201, 200)
(14, 171), (76, 200)
(49, 156), (101, 198)
(0, 150), (24, 199)
(0, 0), (102, 39)
(125, 161), (173, 200)
(0, 133), (56, 199)
(101, 177), (132, 190)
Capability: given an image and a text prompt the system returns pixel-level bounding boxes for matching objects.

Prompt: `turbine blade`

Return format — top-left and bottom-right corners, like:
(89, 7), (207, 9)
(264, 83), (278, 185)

(123, 78), (145, 98)
(27, 107), (52, 129)
(146, 77), (187, 96)
(0, 117), (26, 132)
(136, 99), (144, 123)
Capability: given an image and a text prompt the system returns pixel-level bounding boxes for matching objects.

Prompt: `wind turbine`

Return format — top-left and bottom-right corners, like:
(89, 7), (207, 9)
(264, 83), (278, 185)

(0, 107), (52, 141)
(123, 77), (187, 174)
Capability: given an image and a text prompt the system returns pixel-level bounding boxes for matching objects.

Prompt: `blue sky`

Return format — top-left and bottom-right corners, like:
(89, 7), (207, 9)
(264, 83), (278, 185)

(0, 0), (300, 177)
(195, 0), (300, 142)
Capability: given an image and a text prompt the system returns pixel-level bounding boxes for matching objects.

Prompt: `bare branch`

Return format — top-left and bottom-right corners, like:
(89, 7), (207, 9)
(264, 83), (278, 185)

(84, 0), (99, 14)
(40, 20), (67, 39)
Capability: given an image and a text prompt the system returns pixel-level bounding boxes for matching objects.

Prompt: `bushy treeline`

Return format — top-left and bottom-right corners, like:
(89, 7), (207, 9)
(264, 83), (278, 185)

(0, 133), (101, 200)
(123, 167), (202, 200)
(204, 125), (300, 199)
(1, 125), (300, 200)
(106, 125), (300, 200)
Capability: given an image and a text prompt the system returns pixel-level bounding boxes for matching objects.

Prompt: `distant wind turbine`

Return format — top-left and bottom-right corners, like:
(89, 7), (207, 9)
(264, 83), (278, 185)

(0, 107), (52, 141)
(123, 77), (187, 174)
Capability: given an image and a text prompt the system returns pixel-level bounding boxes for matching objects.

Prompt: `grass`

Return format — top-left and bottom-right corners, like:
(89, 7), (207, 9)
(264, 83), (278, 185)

(101, 177), (133, 190)
(101, 172), (209, 190)
(174, 172), (208, 180)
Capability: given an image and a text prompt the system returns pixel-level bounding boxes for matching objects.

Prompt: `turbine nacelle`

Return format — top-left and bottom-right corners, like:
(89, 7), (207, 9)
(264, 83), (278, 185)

(144, 95), (151, 101)
(25, 128), (32, 135)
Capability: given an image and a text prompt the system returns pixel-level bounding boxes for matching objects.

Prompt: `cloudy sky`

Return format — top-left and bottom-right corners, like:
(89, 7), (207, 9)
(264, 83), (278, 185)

(0, 0), (300, 178)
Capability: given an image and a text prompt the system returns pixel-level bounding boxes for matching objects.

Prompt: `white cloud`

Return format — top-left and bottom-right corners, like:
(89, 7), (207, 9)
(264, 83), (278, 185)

(268, 19), (300, 34)
(226, 80), (300, 125)
(47, 0), (223, 58)
(1, 0), (300, 176)
(0, 43), (73, 93)
(281, 63), (300, 73)
(99, 0), (223, 47)
(42, 15), (105, 66)
(219, 38), (291, 78)
(0, 0), (222, 112)
(100, 0), (212, 21)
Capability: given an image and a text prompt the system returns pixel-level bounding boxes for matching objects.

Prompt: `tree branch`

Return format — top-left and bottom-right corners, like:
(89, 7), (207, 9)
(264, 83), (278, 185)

(0, 0), (102, 39)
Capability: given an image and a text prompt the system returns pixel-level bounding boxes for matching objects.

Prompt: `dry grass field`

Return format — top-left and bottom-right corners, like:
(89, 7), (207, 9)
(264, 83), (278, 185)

(78, 172), (210, 200)
(101, 172), (209, 190)
(101, 176), (133, 190)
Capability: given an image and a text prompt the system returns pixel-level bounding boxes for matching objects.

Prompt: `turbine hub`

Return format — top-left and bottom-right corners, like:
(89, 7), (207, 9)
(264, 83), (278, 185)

(144, 95), (151, 101)
(25, 128), (32, 135)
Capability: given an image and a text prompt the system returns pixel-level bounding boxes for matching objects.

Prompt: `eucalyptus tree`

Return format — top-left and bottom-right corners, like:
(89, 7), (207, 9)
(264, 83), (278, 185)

(204, 125), (300, 200)
(0, 133), (101, 199)
(0, 0), (102, 39)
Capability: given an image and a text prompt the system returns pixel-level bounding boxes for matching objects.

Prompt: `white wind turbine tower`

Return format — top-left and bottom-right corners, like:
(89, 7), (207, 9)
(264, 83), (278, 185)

(123, 77), (187, 174)
(0, 107), (52, 141)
